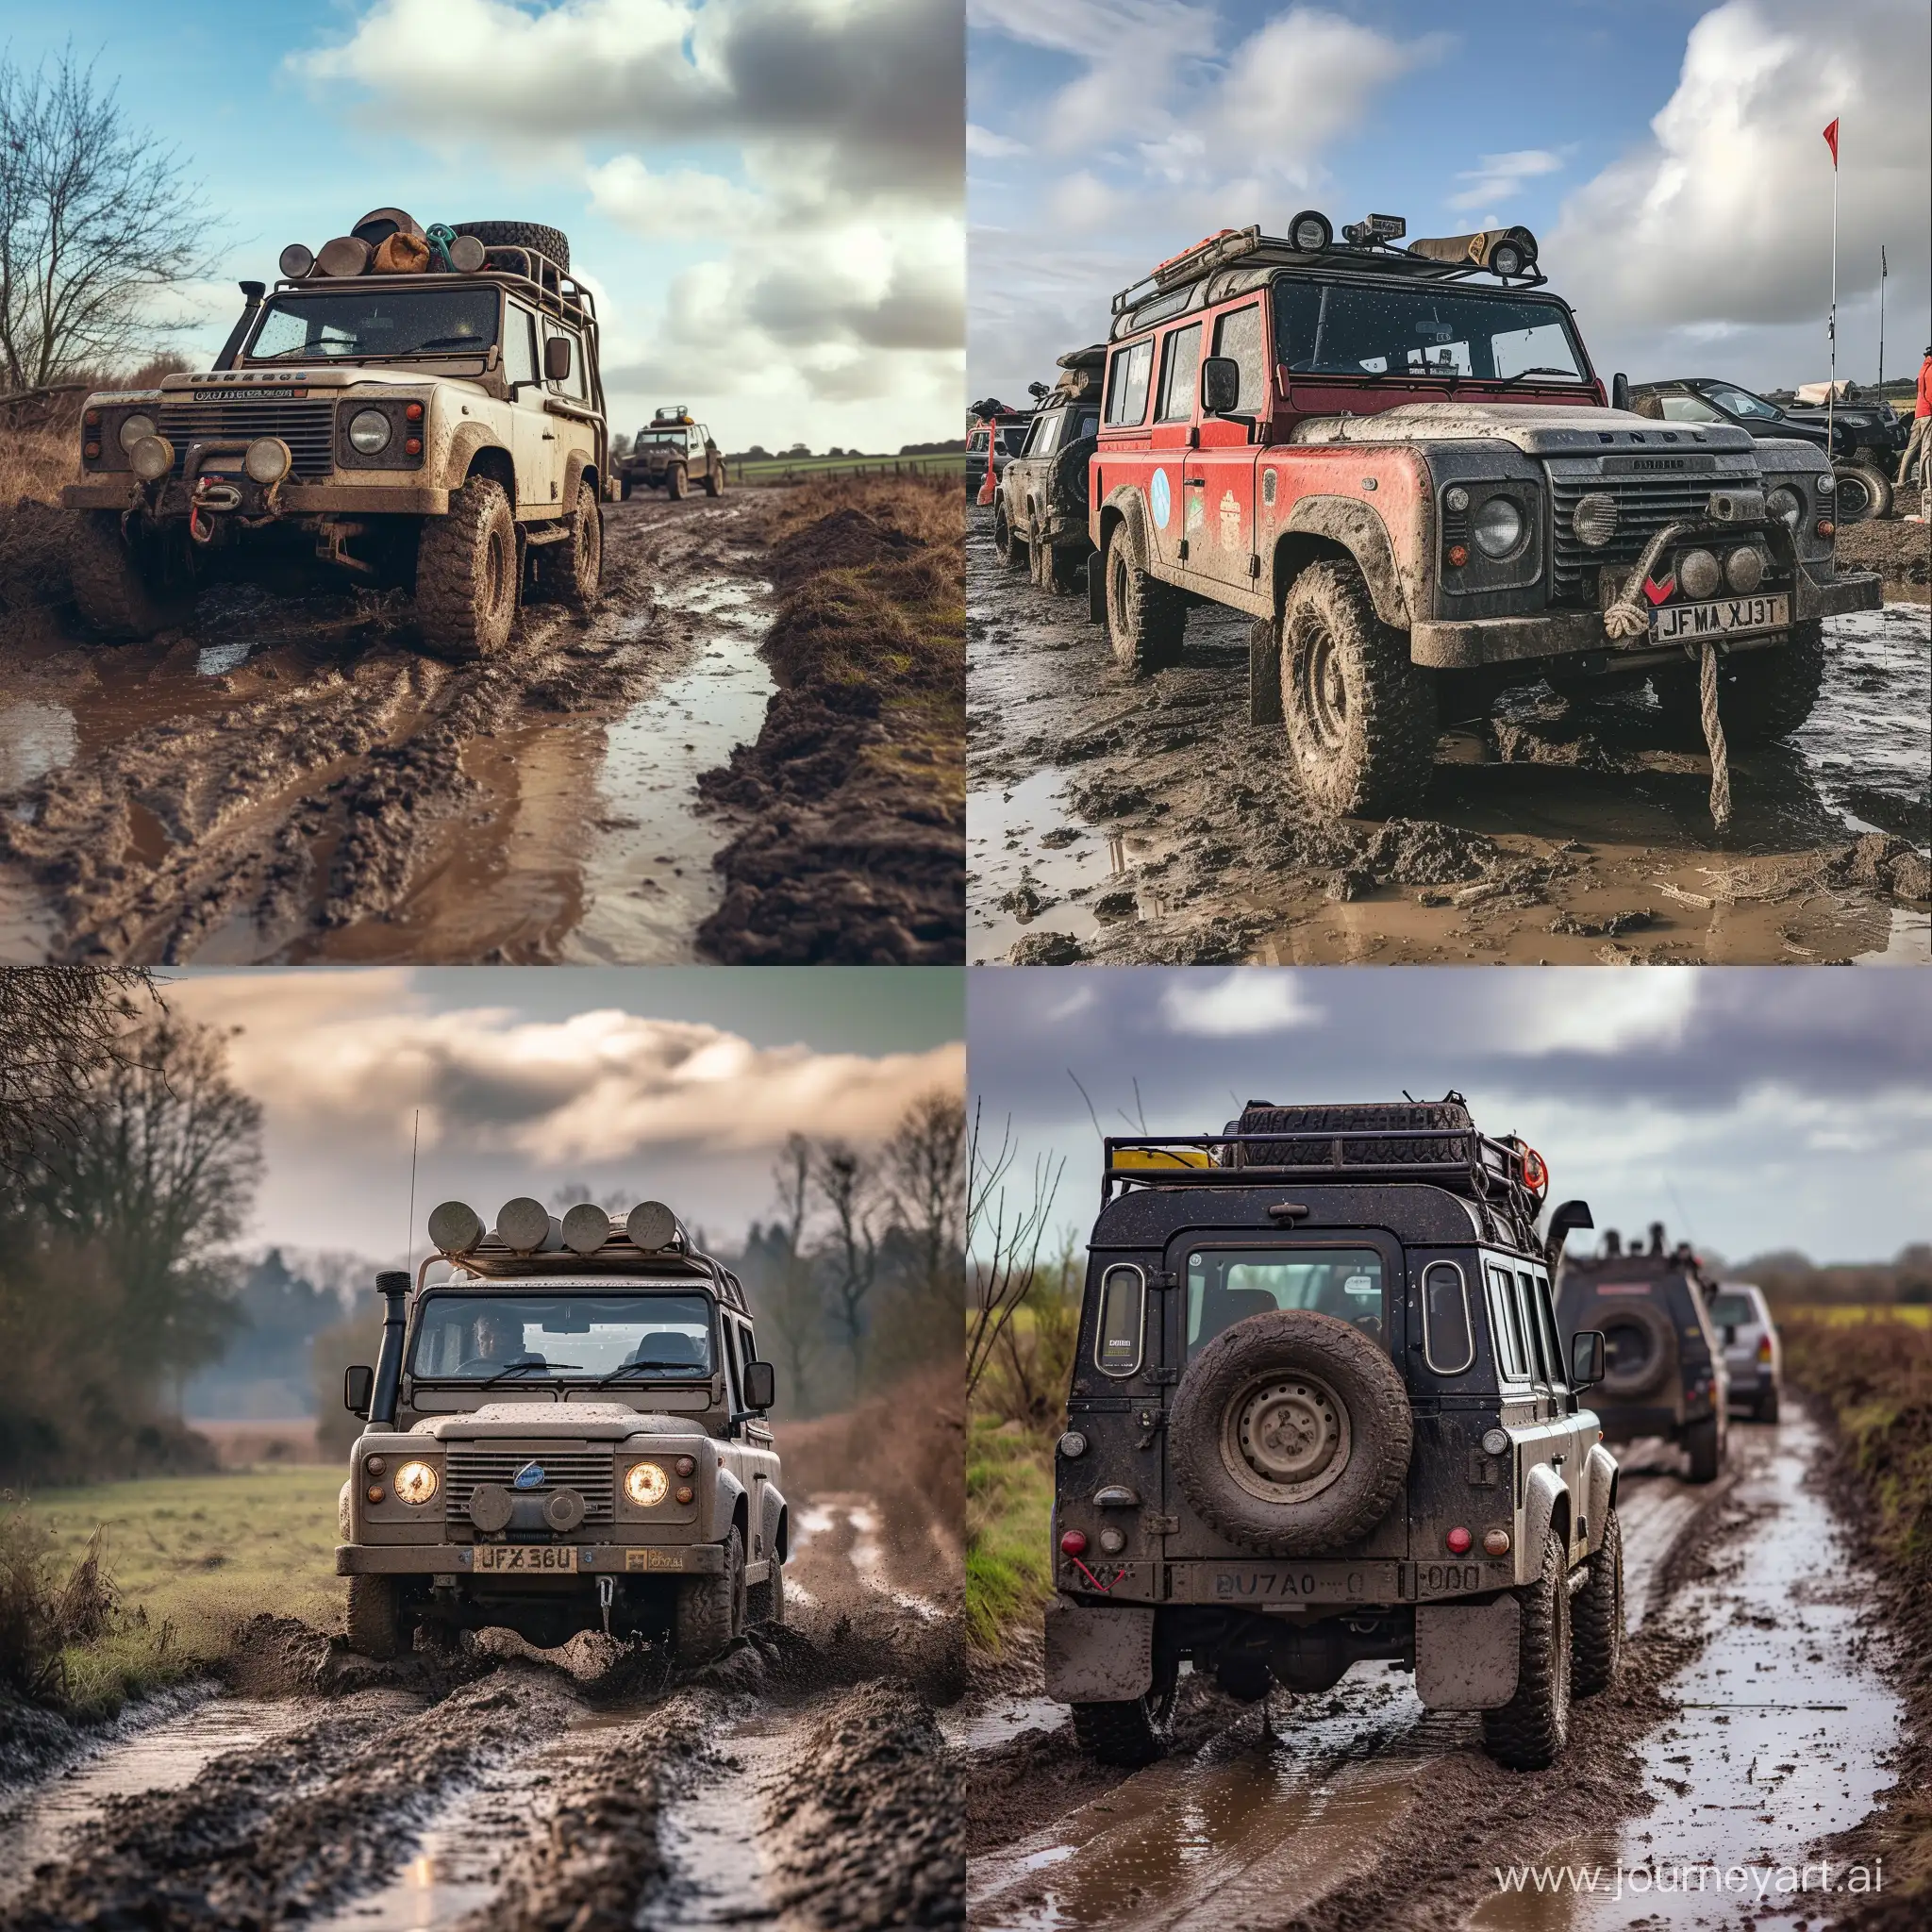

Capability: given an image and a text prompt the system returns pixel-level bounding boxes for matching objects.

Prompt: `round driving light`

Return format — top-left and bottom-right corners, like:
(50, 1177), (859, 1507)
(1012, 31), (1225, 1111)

(675, 1456), (695, 1477)
(1288, 209), (1332, 253)
(365, 1454), (387, 1475)
(1678, 547), (1721, 600)
(1058, 1431), (1089, 1459)
(1490, 241), (1524, 277)
(675, 1486), (693, 1505)
(365, 1484), (385, 1505)
(1483, 1529), (1512, 1557)
(1444, 485), (1470, 512)
(1473, 496), (1525, 558)
(1766, 486), (1801, 530)
(348, 408), (393, 455)
(129, 435), (174, 482)
(118, 412), (157, 452)
(1481, 1428), (1510, 1457)
(1098, 1528), (1126, 1556)
(392, 1459), (438, 1506)
(243, 437), (291, 485)
(279, 242), (316, 279)
(1815, 471), (1836, 494)
(1724, 545), (1765, 593)
(625, 1460), (669, 1507)
(1572, 491), (1619, 548)
(1445, 1525), (1474, 1555)
(1059, 1530), (1088, 1557)
(1446, 542), (1469, 567)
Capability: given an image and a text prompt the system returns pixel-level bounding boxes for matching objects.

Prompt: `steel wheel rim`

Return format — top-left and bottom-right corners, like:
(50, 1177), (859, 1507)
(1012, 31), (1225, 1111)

(1302, 629), (1348, 748)
(1222, 1369), (1351, 1505)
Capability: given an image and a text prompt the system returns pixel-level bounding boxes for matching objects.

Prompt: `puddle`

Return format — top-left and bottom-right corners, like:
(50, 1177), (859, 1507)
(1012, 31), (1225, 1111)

(563, 573), (775, 963)
(941, 1694), (1067, 1752)
(0, 699), (78, 796)
(640, 1714), (791, 1930)
(1856, 904), (1932, 965)
(1796, 604), (1931, 844)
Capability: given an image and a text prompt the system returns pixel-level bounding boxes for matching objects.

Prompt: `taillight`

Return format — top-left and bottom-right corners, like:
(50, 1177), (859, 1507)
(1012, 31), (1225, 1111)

(1757, 1336), (1773, 1363)
(1446, 1525), (1473, 1554)
(1059, 1530), (1088, 1557)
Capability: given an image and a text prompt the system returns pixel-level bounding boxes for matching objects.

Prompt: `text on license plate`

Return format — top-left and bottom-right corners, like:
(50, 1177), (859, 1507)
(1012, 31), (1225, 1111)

(474, 1544), (577, 1574)
(1652, 592), (1788, 641)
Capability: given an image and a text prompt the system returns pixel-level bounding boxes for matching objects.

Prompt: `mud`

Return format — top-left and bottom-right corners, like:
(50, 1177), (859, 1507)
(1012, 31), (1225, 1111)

(1836, 516), (1931, 603)
(967, 508), (1931, 966)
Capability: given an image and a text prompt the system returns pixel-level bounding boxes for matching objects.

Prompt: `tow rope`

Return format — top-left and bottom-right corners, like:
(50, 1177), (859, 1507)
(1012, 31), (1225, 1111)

(425, 223), (459, 273)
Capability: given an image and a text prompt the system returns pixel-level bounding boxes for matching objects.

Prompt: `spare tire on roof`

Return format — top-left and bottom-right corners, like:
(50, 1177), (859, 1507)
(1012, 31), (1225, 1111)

(456, 221), (571, 275)
(1226, 1097), (1475, 1170)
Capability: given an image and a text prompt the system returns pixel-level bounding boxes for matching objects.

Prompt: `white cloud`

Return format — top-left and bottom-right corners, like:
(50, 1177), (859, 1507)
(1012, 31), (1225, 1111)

(1446, 149), (1563, 215)
(968, 124), (1027, 160)
(585, 158), (770, 239)
(1159, 970), (1323, 1037)
(1503, 973), (1700, 1057)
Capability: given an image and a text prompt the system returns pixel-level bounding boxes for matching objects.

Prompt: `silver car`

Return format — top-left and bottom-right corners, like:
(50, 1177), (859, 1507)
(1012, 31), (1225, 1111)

(1706, 1282), (1782, 1423)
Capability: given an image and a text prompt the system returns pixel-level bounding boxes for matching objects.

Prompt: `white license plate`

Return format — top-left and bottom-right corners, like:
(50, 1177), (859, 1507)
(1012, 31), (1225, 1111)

(1651, 592), (1789, 642)
(474, 1543), (577, 1574)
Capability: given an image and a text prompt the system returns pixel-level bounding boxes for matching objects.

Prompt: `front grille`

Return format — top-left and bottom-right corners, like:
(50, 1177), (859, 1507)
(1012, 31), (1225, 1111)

(445, 1448), (616, 1526)
(1547, 474), (1724, 602)
(156, 400), (337, 478)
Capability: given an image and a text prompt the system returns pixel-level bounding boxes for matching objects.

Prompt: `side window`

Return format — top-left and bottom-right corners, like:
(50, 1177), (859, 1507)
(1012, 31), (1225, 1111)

(544, 324), (586, 398)
(970, 429), (989, 452)
(1156, 322), (1203, 422)
(1660, 392), (1723, 424)
(1528, 1275), (1567, 1391)
(1212, 304), (1266, 412)
(1026, 413), (1062, 458)
(1106, 340), (1154, 425)
(1517, 1272), (1556, 1385)
(504, 305), (539, 387)
(1094, 1264), (1145, 1376)
(1487, 1264), (1530, 1381)
(1421, 1260), (1474, 1374)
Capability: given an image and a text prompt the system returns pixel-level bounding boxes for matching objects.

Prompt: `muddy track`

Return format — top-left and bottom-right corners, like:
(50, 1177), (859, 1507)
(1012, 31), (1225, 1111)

(967, 508), (1932, 966)
(961, 1415), (1902, 1931)
(0, 496), (776, 964)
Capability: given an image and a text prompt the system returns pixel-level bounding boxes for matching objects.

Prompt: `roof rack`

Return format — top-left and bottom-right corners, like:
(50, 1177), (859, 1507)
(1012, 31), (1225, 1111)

(273, 241), (598, 336)
(441, 1233), (747, 1310)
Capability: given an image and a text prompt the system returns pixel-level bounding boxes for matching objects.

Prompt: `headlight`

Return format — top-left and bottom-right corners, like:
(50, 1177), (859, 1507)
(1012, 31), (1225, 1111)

(1571, 491), (1618, 548)
(243, 437), (291, 485)
(1678, 548), (1721, 600)
(1765, 486), (1802, 530)
(392, 1460), (439, 1506)
(129, 436), (174, 483)
(625, 1461), (669, 1507)
(118, 413), (157, 452)
(348, 408), (392, 455)
(1473, 495), (1525, 558)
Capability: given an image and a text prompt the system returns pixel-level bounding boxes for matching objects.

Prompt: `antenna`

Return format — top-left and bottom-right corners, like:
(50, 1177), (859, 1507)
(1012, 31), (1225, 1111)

(406, 1109), (421, 1276)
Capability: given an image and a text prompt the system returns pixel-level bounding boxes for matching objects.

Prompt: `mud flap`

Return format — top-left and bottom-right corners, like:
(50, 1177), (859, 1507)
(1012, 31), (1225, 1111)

(1250, 615), (1283, 725)
(1086, 550), (1106, 625)
(1044, 1596), (1154, 1703)
(1415, 1596), (1521, 1709)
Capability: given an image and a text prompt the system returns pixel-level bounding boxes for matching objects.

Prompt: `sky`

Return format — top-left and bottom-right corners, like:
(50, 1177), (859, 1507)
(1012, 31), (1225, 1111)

(159, 967), (965, 1266)
(967, 0), (1931, 408)
(5, 0), (963, 454)
(968, 968), (1932, 1267)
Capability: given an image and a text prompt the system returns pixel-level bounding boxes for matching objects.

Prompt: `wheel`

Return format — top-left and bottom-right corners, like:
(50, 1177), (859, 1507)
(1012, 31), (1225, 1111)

(993, 503), (1026, 570)
(346, 1574), (405, 1660)
(454, 220), (570, 274)
(703, 464), (722, 497)
(415, 475), (518, 659)
(1481, 1524), (1572, 1770)
(1838, 461), (1892, 521)
(69, 513), (189, 641)
(619, 476), (633, 501)
(1756, 1386), (1781, 1424)
(1103, 520), (1185, 675)
(747, 1556), (785, 1626)
(1650, 621), (1825, 748)
(1168, 1307), (1412, 1556)
(1071, 1668), (1177, 1767)
(1214, 1653), (1272, 1703)
(1685, 1416), (1722, 1484)
(667, 465), (688, 502)
(1596, 1299), (1676, 1400)
(673, 1525), (745, 1664)
(533, 479), (601, 612)
(1570, 1507), (1624, 1699)
(1045, 544), (1085, 596)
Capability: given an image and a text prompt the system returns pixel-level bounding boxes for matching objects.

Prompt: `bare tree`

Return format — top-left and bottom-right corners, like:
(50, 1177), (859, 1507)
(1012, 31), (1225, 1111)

(0, 967), (159, 1180)
(813, 1141), (880, 1393)
(883, 1088), (966, 1306)
(764, 1133), (824, 1406)
(0, 47), (220, 389)
(965, 1102), (1063, 1402)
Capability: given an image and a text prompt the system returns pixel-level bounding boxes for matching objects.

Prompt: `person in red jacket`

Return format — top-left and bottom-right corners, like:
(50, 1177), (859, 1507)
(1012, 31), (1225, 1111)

(1902, 345), (1931, 521)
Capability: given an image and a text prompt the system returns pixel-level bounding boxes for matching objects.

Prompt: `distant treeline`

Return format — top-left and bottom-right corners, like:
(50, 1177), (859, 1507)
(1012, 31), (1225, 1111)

(1717, 1245), (1932, 1308)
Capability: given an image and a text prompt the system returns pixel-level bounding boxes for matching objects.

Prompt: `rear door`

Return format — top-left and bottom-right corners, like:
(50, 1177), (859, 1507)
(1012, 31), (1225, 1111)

(1524, 1267), (1590, 1558)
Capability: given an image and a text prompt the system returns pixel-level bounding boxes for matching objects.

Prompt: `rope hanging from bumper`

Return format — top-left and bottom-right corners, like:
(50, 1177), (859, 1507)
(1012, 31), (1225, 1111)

(1700, 640), (1732, 828)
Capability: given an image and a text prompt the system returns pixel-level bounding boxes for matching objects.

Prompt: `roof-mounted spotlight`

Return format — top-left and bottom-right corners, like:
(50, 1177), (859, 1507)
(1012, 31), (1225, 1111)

(427, 1200), (485, 1257)
(1286, 208), (1333, 253)
(627, 1200), (678, 1252)
(561, 1202), (613, 1256)
(1341, 212), (1407, 247)
(496, 1196), (557, 1255)
(278, 242), (315, 280)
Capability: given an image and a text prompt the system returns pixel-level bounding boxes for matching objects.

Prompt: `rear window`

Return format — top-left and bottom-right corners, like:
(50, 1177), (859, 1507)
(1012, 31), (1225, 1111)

(1094, 1264), (1145, 1375)
(1708, 1293), (1757, 1326)
(1421, 1260), (1474, 1374)
(1186, 1247), (1385, 1359)
(1106, 340), (1154, 425)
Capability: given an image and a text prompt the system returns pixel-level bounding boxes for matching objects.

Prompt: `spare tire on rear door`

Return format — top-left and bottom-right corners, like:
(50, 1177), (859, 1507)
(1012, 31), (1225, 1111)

(1593, 1297), (1675, 1400)
(1170, 1308), (1411, 1556)
(455, 221), (572, 274)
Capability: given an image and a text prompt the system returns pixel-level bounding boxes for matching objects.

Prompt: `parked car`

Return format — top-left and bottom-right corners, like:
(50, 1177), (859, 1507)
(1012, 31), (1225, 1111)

(967, 405), (1034, 498)
(993, 346), (1104, 592)
(1704, 1281), (1782, 1423)
(1555, 1224), (1728, 1482)
(621, 408), (725, 499)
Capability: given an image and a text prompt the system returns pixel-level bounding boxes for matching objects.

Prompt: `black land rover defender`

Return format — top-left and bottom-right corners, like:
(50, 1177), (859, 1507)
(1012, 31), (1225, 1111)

(1046, 1097), (1623, 1773)
(993, 346), (1104, 592)
(1555, 1223), (1729, 1483)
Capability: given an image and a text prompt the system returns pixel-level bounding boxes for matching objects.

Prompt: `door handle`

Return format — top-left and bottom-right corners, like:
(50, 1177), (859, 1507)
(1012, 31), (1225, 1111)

(1183, 477), (1207, 488)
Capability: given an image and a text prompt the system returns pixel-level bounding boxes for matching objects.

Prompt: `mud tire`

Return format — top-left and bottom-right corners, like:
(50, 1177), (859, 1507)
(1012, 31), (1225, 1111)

(1103, 519), (1185, 675)
(1482, 1524), (1572, 1770)
(1214, 1654), (1272, 1703)
(993, 503), (1027, 570)
(1756, 1386), (1781, 1424)
(1070, 1671), (1177, 1767)
(1570, 1507), (1624, 1699)
(1595, 1297), (1676, 1400)
(533, 479), (601, 612)
(1650, 620), (1825, 748)
(703, 464), (723, 498)
(1840, 461), (1892, 522)
(674, 1524), (745, 1664)
(1685, 1416), (1723, 1484)
(1280, 559), (1436, 819)
(346, 1574), (405, 1661)
(69, 513), (188, 641)
(667, 466), (688, 502)
(415, 475), (517, 659)
(1045, 544), (1086, 596)
(1169, 1308), (1412, 1556)
(747, 1556), (785, 1627)
(454, 220), (570, 274)
(619, 476), (634, 502)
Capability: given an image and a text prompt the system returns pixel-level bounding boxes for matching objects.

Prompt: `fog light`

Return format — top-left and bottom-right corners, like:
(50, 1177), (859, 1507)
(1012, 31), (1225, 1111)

(1059, 1530), (1088, 1557)
(625, 1461), (669, 1507)
(1058, 1432), (1088, 1459)
(1724, 545), (1765, 593)
(129, 435), (174, 482)
(392, 1460), (438, 1506)
(1446, 1525), (1474, 1554)
(1678, 548), (1721, 599)
(243, 437), (291, 485)
(279, 242), (315, 279)
(675, 1456), (695, 1477)
(1446, 542), (1469, 567)
(1481, 1428), (1509, 1457)
(1098, 1527), (1126, 1556)
(364, 1454), (387, 1475)
(1288, 209), (1332, 253)
(1572, 492), (1619, 547)
(1483, 1529), (1511, 1557)
(365, 1484), (384, 1504)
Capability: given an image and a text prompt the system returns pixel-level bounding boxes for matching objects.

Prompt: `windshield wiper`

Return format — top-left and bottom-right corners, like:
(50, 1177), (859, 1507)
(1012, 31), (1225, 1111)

(410, 335), (494, 351)
(585, 1358), (705, 1393)
(253, 343), (357, 361)
(475, 1357), (580, 1390)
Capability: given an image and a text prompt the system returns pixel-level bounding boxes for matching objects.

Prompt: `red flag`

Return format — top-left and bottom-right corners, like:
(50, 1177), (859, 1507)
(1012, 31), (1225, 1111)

(1823, 118), (1840, 166)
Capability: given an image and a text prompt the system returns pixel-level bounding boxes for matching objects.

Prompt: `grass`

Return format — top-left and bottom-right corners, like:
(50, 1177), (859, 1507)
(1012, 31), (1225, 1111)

(1786, 1302), (1931, 1327)
(0, 428), (75, 506)
(730, 452), (961, 485)
(965, 1412), (1055, 1654)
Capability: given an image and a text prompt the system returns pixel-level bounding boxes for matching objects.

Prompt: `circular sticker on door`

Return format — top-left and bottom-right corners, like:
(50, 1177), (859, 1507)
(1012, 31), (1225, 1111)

(1149, 466), (1172, 530)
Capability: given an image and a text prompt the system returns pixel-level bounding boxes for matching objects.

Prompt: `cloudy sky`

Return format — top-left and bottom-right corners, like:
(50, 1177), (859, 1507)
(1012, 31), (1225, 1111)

(15, 0), (963, 453)
(160, 968), (963, 1264)
(969, 0), (1929, 406)
(968, 969), (1932, 1266)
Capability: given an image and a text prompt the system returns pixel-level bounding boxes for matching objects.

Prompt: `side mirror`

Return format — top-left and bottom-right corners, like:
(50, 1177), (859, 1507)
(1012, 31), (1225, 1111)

(742, 1359), (776, 1412)
(1570, 1330), (1606, 1390)
(1200, 356), (1241, 416)
(344, 1364), (375, 1417)
(1611, 372), (1631, 412)
(543, 334), (573, 381)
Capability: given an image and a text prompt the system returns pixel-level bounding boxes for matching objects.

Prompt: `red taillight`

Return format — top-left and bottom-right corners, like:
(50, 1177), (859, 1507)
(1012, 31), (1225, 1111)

(1757, 1336), (1773, 1363)
(1059, 1530), (1088, 1557)
(1446, 1525), (1473, 1555)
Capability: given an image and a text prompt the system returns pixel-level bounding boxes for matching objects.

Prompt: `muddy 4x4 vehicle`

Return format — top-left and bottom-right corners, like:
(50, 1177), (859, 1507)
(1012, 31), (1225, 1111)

(1555, 1224), (1728, 1482)
(1046, 1096), (1623, 1773)
(968, 404), (1034, 498)
(65, 210), (609, 659)
(994, 347), (1105, 592)
(622, 408), (725, 500)
(1085, 216), (1882, 818)
(337, 1196), (786, 1663)
(1705, 1281), (1782, 1424)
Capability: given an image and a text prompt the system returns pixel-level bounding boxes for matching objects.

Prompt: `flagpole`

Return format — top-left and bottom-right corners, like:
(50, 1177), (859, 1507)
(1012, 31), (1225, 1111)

(1826, 125), (1839, 457)
(1877, 244), (1886, 389)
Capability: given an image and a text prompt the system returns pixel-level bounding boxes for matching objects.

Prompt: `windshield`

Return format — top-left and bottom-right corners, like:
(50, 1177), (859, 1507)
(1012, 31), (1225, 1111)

(1273, 277), (1588, 383)
(1706, 384), (1782, 421)
(408, 1291), (714, 1382)
(641, 428), (686, 443)
(247, 288), (500, 362)
(1186, 1247), (1387, 1358)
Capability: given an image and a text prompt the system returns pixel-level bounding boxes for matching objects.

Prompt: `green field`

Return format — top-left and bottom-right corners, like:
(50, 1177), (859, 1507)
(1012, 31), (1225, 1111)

(725, 451), (963, 486)
(1789, 1303), (1932, 1327)
(965, 1415), (1054, 1654)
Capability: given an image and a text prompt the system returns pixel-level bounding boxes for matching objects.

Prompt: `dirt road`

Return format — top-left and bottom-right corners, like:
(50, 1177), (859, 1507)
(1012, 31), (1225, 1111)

(0, 1488), (964, 1931)
(0, 495), (777, 964)
(961, 1412), (1902, 1931)
(968, 508), (1932, 966)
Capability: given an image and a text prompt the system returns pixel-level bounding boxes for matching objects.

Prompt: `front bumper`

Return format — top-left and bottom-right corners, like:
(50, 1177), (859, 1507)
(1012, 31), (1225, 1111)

(63, 479), (450, 516)
(336, 1541), (725, 1576)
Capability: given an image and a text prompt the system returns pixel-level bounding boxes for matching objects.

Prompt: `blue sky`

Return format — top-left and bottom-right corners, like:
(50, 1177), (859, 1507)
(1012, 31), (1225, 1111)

(4, 0), (962, 453)
(968, 0), (1929, 406)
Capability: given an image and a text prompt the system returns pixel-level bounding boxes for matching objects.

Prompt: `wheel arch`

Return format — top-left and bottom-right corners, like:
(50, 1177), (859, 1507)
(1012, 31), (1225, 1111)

(1521, 1462), (1571, 1579)
(1278, 497), (1410, 628)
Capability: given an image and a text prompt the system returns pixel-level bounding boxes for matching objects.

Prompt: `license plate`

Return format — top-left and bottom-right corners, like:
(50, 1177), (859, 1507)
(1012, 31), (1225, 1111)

(474, 1544), (577, 1574)
(625, 1547), (686, 1573)
(1651, 592), (1789, 642)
